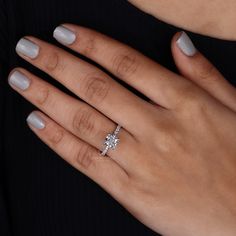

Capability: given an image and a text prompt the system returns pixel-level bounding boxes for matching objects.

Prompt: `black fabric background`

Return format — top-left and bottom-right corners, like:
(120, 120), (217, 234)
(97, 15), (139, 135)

(1, 0), (236, 235)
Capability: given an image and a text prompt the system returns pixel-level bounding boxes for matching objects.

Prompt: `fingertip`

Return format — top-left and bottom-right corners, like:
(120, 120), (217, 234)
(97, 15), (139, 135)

(171, 31), (183, 55)
(171, 32), (202, 79)
(26, 111), (47, 130)
(171, 31), (203, 73)
(175, 31), (198, 57)
(172, 31), (183, 45)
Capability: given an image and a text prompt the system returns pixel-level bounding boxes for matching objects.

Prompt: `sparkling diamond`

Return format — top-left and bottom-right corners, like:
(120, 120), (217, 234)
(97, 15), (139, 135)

(104, 133), (120, 150)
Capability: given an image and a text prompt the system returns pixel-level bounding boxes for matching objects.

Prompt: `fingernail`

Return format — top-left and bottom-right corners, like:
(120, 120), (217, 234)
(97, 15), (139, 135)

(26, 112), (45, 130)
(53, 25), (76, 45)
(16, 38), (40, 59)
(8, 70), (31, 90)
(176, 32), (197, 57)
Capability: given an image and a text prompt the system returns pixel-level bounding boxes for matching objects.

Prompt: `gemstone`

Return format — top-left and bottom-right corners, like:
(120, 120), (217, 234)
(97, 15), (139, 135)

(104, 133), (120, 150)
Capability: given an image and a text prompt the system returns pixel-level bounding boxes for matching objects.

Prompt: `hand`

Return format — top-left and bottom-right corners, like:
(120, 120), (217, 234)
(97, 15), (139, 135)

(128, 0), (236, 40)
(8, 25), (236, 236)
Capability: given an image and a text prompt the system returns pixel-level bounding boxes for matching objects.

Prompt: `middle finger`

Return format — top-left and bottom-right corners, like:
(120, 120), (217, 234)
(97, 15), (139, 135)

(15, 37), (160, 135)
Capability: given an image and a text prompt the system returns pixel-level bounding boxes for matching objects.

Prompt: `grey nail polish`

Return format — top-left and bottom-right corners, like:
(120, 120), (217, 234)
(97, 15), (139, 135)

(27, 112), (45, 130)
(176, 32), (197, 57)
(53, 25), (76, 45)
(8, 71), (30, 90)
(16, 38), (40, 59)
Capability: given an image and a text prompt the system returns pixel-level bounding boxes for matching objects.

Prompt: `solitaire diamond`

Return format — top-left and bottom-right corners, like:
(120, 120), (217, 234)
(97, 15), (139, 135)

(104, 133), (120, 150)
(100, 125), (121, 156)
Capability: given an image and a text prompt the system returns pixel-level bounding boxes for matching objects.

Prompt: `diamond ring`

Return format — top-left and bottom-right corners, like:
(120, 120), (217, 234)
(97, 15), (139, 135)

(100, 125), (121, 156)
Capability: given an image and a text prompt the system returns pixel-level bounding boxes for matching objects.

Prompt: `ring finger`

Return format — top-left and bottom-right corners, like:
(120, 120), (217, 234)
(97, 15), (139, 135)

(8, 68), (137, 170)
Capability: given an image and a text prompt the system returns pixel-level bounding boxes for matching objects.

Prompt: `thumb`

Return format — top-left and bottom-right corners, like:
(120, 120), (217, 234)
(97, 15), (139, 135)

(171, 31), (236, 112)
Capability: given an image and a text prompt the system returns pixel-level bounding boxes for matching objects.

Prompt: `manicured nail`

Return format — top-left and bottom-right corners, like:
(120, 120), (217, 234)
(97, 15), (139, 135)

(26, 112), (45, 130)
(53, 25), (76, 45)
(8, 70), (31, 90)
(176, 32), (197, 57)
(16, 38), (40, 59)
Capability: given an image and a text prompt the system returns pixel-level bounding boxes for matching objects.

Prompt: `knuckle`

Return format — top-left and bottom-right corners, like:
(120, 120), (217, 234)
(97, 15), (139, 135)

(157, 128), (182, 154)
(80, 34), (97, 57)
(82, 73), (110, 104)
(48, 127), (64, 146)
(35, 86), (50, 106)
(183, 94), (201, 111)
(174, 82), (203, 110)
(75, 144), (95, 169)
(72, 107), (96, 137)
(112, 51), (139, 78)
(196, 61), (216, 82)
(178, 89), (206, 115)
(44, 51), (66, 74)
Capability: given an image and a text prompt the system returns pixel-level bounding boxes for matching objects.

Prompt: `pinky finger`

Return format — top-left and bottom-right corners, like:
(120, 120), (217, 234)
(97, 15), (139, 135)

(26, 110), (129, 198)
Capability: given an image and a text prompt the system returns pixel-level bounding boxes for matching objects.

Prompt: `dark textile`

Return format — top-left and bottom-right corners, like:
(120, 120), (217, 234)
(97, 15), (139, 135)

(1, 0), (236, 235)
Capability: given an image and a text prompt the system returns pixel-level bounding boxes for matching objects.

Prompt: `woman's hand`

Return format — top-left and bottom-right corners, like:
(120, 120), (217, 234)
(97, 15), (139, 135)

(8, 25), (236, 236)
(128, 0), (236, 40)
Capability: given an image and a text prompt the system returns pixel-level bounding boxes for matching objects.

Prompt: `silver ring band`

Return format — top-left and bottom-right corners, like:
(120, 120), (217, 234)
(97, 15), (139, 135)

(100, 125), (121, 156)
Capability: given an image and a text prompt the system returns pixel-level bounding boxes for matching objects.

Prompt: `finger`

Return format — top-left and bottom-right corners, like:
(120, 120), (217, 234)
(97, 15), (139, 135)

(8, 68), (137, 171)
(15, 36), (157, 135)
(172, 31), (236, 111)
(52, 24), (191, 109)
(26, 110), (129, 199)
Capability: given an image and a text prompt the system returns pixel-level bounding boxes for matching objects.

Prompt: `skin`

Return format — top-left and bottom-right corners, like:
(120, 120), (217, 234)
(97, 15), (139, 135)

(128, 0), (236, 40)
(8, 24), (236, 236)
